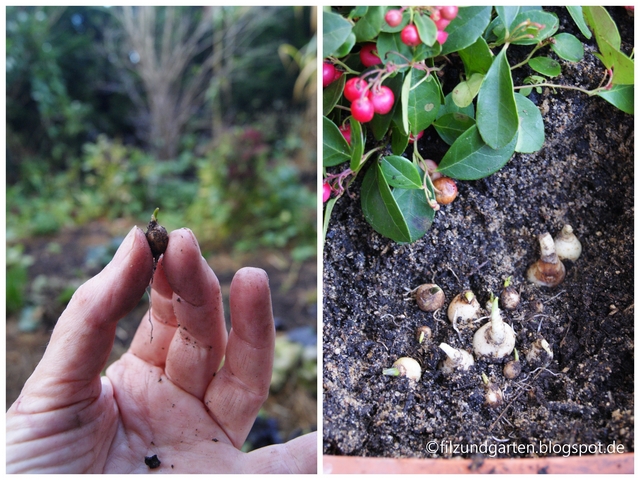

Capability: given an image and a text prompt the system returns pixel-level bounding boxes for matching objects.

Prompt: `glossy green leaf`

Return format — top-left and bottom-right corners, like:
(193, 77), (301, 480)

(434, 113), (476, 145)
(323, 117), (350, 167)
(437, 125), (517, 180)
(551, 33), (584, 62)
(496, 6), (519, 31)
(597, 84), (633, 114)
(414, 13), (437, 47)
(458, 36), (493, 76)
(348, 6), (368, 19)
(438, 92), (475, 119)
(476, 47), (518, 149)
(376, 31), (413, 67)
(566, 6), (591, 39)
(583, 6), (620, 51)
(352, 6), (384, 42)
(391, 122), (409, 155)
(514, 93), (544, 153)
(528, 56), (561, 77)
(333, 32), (356, 58)
(597, 38), (634, 85)
(510, 11), (559, 45)
(322, 73), (345, 116)
(393, 187), (434, 242)
(323, 11), (353, 56)
(441, 6), (492, 55)
(452, 73), (484, 108)
(361, 162), (411, 243)
(349, 117), (364, 171)
(381, 156), (423, 189)
(407, 71), (440, 135)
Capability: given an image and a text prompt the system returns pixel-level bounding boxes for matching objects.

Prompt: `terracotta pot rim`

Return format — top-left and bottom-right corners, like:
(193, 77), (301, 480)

(323, 452), (634, 474)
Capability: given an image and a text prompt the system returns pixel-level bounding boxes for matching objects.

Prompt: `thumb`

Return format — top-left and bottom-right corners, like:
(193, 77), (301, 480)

(13, 226), (153, 413)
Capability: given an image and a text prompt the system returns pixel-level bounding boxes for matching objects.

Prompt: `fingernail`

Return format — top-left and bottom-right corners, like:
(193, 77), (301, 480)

(112, 226), (138, 264)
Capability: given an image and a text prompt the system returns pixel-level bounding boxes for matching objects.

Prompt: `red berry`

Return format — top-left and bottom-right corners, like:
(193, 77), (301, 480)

(323, 62), (337, 88)
(351, 96), (375, 123)
(385, 9), (403, 27)
(408, 130), (424, 143)
(333, 69), (343, 82)
(370, 86), (395, 115)
(434, 18), (450, 31)
(400, 24), (421, 47)
(344, 77), (369, 102)
(323, 182), (332, 203)
(440, 6), (459, 20)
(433, 176), (458, 205)
(436, 30), (449, 45)
(339, 124), (352, 145)
(359, 43), (381, 67)
(430, 9), (441, 22)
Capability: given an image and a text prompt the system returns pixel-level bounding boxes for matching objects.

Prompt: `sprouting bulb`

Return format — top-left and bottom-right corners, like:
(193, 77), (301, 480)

(439, 343), (474, 375)
(447, 290), (481, 329)
(554, 225), (582, 261)
(382, 357), (422, 382)
(473, 297), (516, 361)
(527, 232), (566, 287)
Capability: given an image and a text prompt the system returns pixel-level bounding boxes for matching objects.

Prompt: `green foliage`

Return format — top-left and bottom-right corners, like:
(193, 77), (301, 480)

(323, 6), (634, 243)
(6, 245), (34, 315)
(187, 123), (316, 253)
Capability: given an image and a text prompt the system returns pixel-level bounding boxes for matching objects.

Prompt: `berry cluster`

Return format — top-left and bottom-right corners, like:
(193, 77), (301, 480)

(344, 76), (395, 123)
(385, 6), (459, 47)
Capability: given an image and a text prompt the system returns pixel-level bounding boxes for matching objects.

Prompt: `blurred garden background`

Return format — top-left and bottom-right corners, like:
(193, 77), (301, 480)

(6, 5), (317, 450)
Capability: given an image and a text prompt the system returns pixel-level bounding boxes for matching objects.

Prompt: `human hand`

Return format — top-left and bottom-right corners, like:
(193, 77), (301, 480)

(6, 226), (317, 473)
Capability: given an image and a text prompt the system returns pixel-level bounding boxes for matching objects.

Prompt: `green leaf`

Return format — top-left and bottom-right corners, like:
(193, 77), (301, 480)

(323, 11), (353, 56)
(376, 31), (413, 68)
(361, 162), (411, 243)
(441, 6), (492, 56)
(437, 125), (517, 180)
(438, 92), (475, 119)
(333, 32), (356, 58)
(514, 93), (544, 153)
(434, 113), (476, 145)
(597, 84), (634, 114)
(476, 47), (518, 149)
(391, 122), (409, 155)
(510, 11), (559, 45)
(458, 36), (493, 76)
(381, 156), (423, 189)
(323, 197), (337, 241)
(566, 6), (592, 39)
(352, 6), (385, 42)
(349, 117), (364, 171)
(407, 71), (440, 135)
(528, 56), (561, 77)
(597, 38), (634, 85)
(322, 73), (345, 116)
(452, 73), (484, 108)
(323, 117), (350, 167)
(551, 33), (584, 62)
(414, 13), (437, 47)
(393, 187), (435, 241)
(583, 6), (620, 51)
(495, 6), (519, 31)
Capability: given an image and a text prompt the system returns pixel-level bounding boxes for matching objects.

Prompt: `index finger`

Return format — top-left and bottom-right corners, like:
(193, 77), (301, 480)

(11, 226), (153, 413)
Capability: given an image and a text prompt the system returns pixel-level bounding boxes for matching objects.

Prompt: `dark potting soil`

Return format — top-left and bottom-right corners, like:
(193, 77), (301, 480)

(323, 7), (634, 459)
